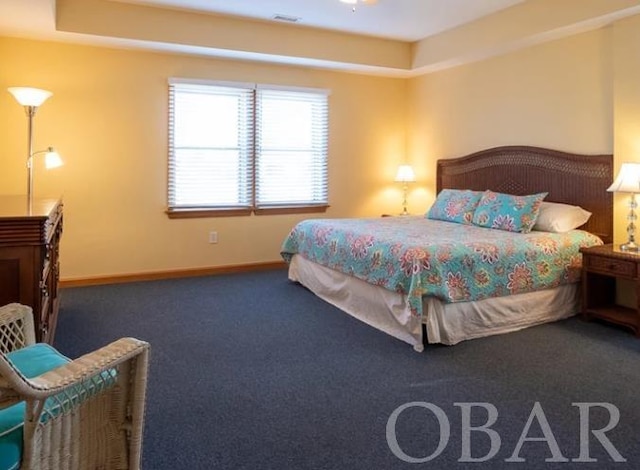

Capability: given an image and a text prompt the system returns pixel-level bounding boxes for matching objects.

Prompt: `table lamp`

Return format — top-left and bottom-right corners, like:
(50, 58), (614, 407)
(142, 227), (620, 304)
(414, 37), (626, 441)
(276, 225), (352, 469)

(395, 164), (416, 216)
(607, 162), (640, 252)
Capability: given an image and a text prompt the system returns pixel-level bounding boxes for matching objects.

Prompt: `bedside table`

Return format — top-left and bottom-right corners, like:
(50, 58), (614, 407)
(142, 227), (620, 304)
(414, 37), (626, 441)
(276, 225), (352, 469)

(580, 244), (640, 337)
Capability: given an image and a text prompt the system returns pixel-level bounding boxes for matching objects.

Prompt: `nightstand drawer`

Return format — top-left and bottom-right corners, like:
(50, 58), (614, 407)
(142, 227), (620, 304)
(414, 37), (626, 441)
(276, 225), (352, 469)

(586, 255), (637, 278)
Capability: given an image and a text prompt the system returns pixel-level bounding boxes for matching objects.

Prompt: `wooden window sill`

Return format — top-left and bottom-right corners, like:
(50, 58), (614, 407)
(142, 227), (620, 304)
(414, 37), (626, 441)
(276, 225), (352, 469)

(166, 208), (253, 219)
(166, 205), (329, 218)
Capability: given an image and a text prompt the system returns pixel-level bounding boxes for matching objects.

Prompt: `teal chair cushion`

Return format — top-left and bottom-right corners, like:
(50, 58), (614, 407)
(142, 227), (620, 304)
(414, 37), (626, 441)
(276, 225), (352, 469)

(0, 344), (70, 470)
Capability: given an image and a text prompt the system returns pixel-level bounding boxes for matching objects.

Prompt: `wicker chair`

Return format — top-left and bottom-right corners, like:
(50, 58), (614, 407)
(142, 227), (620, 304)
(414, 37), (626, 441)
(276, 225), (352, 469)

(0, 303), (150, 470)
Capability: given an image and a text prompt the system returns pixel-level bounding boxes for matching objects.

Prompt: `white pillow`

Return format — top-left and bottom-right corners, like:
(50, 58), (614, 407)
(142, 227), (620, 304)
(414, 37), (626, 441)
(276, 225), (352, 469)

(533, 201), (592, 233)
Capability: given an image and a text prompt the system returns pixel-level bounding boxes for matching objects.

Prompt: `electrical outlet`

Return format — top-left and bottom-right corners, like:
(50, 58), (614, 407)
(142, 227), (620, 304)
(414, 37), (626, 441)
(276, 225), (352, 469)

(208, 231), (218, 244)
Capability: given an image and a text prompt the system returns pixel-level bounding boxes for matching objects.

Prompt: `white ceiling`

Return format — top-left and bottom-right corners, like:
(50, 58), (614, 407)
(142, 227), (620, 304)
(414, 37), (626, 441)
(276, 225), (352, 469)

(0, 0), (525, 42)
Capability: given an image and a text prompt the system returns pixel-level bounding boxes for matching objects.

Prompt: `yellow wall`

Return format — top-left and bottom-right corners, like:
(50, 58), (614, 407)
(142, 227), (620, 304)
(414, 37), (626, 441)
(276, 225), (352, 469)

(0, 37), (407, 280)
(407, 18), (640, 246)
(612, 14), (640, 306)
(407, 27), (614, 208)
(3, 13), (640, 282)
(613, 14), (640, 244)
(407, 20), (640, 307)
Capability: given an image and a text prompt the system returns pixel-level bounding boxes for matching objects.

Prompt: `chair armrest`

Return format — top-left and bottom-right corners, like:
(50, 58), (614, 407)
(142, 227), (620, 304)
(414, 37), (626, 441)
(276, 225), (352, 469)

(0, 303), (36, 353)
(5, 337), (149, 399)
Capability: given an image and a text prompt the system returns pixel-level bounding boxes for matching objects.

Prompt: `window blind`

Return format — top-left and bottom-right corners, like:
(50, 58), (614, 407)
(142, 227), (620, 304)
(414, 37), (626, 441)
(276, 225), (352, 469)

(255, 88), (329, 208)
(168, 80), (329, 213)
(168, 82), (254, 209)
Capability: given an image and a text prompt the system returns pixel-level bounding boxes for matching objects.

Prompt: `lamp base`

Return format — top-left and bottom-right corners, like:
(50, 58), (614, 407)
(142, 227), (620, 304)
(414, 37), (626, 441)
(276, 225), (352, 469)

(619, 241), (639, 252)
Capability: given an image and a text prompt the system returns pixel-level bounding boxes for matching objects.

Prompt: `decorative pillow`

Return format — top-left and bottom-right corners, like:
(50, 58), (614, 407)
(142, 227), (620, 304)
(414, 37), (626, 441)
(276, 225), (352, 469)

(533, 201), (592, 233)
(427, 189), (484, 225)
(472, 190), (547, 233)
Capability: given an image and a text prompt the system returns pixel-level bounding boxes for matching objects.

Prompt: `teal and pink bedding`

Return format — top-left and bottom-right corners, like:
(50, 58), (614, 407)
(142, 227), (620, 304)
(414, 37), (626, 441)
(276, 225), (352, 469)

(280, 216), (602, 317)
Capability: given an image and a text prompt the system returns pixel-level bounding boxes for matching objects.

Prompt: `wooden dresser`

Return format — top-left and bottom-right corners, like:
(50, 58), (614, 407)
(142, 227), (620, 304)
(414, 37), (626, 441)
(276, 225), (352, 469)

(0, 196), (63, 344)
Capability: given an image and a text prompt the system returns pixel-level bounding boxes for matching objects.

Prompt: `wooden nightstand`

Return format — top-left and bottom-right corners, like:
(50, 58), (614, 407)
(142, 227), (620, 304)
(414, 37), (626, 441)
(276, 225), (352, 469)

(580, 244), (640, 337)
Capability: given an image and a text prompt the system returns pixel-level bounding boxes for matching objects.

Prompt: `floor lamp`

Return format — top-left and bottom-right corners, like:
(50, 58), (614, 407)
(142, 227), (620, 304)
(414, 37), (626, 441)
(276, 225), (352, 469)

(8, 87), (63, 208)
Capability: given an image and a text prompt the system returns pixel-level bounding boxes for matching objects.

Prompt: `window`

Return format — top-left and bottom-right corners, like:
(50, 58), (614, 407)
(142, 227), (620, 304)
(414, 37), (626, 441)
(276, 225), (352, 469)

(168, 79), (329, 217)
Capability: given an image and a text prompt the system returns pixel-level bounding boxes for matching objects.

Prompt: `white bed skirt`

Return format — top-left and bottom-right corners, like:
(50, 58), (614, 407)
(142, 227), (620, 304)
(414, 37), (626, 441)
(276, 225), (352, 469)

(289, 254), (579, 351)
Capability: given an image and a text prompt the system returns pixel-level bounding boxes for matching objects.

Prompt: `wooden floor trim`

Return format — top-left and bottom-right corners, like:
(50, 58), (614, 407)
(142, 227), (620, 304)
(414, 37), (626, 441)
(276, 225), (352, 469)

(60, 261), (288, 288)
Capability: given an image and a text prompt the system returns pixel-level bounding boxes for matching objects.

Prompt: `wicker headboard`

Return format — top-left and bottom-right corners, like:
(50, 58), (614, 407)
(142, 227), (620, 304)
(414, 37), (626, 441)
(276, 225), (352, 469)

(436, 146), (613, 243)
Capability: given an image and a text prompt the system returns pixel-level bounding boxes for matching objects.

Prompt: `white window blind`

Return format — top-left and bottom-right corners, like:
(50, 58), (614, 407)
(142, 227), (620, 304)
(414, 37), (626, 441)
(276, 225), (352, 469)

(256, 88), (329, 208)
(168, 80), (329, 213)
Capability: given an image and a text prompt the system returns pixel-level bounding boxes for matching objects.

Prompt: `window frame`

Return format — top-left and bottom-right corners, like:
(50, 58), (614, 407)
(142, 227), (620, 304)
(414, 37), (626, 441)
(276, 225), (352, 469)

(166, 78), (330, 219)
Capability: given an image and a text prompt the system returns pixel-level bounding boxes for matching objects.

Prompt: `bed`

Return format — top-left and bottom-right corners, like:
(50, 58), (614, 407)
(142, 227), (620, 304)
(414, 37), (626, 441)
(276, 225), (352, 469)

(281, 146), (613, 351)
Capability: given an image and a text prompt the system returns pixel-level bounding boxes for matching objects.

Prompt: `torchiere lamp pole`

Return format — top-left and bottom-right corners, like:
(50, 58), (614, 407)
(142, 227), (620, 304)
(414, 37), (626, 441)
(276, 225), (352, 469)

(8, 87), (62, 207)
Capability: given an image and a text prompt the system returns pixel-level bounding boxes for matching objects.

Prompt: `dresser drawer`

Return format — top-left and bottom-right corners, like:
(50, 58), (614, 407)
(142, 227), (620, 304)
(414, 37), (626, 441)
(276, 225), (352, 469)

(586, 255), (637, 278)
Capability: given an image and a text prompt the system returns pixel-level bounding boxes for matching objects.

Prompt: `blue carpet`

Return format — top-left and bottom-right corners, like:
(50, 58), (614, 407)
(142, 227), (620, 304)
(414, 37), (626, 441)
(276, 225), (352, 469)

(55, 269), (640, 469)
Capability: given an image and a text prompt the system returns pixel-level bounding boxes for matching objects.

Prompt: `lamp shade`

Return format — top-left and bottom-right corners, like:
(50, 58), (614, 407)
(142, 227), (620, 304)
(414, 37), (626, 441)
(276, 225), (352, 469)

(8, 87), (52, 107)
(607, 162), (640, 193)
(395, 165), (416, 183)
(44, 148), (63, 169)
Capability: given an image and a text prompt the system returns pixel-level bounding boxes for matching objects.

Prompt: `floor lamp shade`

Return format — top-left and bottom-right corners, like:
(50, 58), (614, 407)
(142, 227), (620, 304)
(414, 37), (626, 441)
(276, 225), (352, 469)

(8, 87), (52, 107)
(44, 149), (63, 169)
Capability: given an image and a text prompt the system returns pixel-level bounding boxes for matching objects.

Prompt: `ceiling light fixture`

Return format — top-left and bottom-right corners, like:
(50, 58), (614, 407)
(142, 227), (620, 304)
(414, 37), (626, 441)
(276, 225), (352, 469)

(339, 0), (378, 12)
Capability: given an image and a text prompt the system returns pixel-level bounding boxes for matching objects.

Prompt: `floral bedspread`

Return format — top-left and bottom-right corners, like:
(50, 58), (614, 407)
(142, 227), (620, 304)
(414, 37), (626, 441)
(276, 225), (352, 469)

(280, 216), (602, 317)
